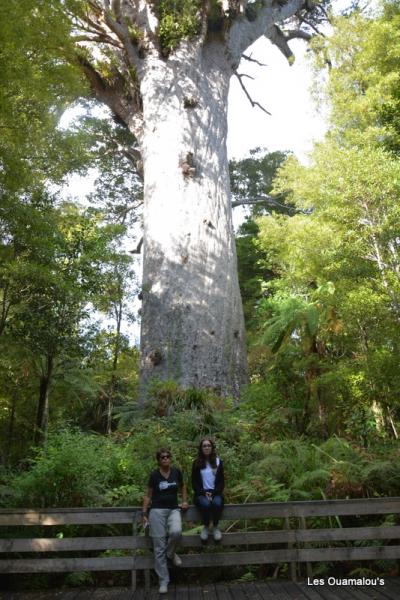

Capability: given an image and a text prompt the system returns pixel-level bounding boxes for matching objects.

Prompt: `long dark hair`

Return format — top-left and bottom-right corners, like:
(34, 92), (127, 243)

(195, 437), (217, 469)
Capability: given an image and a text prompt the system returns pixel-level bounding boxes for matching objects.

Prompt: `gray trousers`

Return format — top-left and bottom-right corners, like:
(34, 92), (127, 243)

(149, 508), (182, 585)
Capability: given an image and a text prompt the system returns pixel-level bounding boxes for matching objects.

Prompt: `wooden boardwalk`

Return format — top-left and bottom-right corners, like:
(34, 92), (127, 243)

(2, 580), (400, 600)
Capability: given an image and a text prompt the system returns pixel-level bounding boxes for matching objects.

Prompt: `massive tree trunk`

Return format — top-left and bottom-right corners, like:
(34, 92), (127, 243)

(138, 42), (247, 397)
(74, 0), (309, 402)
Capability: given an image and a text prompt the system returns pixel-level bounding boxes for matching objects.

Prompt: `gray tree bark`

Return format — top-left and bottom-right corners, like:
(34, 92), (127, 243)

(73, 0), (311, 401)
(138, 42), (247, 398)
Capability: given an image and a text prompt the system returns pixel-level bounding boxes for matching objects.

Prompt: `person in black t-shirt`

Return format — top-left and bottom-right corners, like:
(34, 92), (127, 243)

(141, 448), (188, 594)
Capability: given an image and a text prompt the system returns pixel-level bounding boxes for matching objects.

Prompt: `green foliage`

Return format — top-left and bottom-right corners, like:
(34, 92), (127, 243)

(311, 1), (400, 152)
(260, 295), (321, 352)
(236, 219), (272, 330)
(0, 184), (139, 452)
(75, 338), (139, 434)
(143, 379), (224, 419)
(228, 433), (400, 502)
(1, 429), (120, 507)
(233, 149), (289, 329)
(362, 450), (400, 496)
(238, 127), (398, 441)
(231, 5), (399, 463)
(157, 0), (202, 52)
(79, 114), (143, 227)
(64, 571), (94, 587)
(230, 148), (290, 217)
(0, 0), (85, 191)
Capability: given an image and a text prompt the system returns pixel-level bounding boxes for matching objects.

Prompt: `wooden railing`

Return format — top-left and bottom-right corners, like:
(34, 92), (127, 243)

(1, 498), (400, 591)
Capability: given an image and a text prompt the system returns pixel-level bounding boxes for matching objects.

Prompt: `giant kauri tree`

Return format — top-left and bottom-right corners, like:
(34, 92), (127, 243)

(65, 0), (328, 399)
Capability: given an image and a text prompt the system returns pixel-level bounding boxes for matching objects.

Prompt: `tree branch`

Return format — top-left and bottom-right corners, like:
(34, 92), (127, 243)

(227, 0), (306, 66)
(73, 34), (122, 47)
(285, 29), (313, 42)
(297, 16), (322, 36)
(103, 10), (141, 70)
(234, 73), (271, 115)
(265, 24), (294, 62)
(200, 0), (211, 45)
(241, 53), (268, 67)
(130, 237), (143, 254)
(232, 195), (308, 214)
(264, 24), (312, 63)
(273, 0), (307, 22)
(124, 0), (160, 55)
(76, 54), (143, 138)
(122, 149), (143, 179)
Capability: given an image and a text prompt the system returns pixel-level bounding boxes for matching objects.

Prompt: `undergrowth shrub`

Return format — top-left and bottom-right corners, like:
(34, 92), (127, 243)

(2, 389), (400, 509)
(0, 429), (123, 507)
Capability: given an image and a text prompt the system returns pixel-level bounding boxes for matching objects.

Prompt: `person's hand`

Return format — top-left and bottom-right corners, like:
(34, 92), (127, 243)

(205, 492), (212, 500)
(141, 513), (149, 527)
(180, 502), (189, 511)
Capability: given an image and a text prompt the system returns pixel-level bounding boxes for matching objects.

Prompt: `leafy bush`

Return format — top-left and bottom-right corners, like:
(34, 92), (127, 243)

(3, 400), (400, 510)
(157, 0), (201, 52)
(1, 429), (124, 507)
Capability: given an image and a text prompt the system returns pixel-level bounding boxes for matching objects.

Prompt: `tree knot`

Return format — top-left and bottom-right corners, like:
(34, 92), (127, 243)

(148, 349), (163, 366)
(183, 95), (199, 109)
(203, 219), (216, 229)
(179, 152), (196, 177)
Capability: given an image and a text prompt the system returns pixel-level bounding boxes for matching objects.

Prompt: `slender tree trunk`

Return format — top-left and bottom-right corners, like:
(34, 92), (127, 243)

(387, 410), (398, 439)
(106, 298), (123, 435)
(387, 241), (400, 277)
(138, 42), (247, 400)
(371, 400), (385, 433)
(5, 387), (18, 463)
(106, 374), (116, 435)
(34, 355), (53, 445)
(0, 283), (10, 336)
(362, 201), (400, 318)
(306, 339), (328, 438)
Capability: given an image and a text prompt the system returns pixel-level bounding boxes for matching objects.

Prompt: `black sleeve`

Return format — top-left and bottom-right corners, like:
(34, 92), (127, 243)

(214, 459), (225, 495)
(191, 461), (204, 495)
(148, 471), (156, 489)
(175, 468), (183, 486)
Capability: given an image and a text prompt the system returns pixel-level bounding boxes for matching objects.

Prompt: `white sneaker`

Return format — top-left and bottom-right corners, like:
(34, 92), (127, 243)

(200, 526), (209, 541)
(159, 583), (168, 594)
(168, 552), (182, 566)
(213, 527), (222, 541)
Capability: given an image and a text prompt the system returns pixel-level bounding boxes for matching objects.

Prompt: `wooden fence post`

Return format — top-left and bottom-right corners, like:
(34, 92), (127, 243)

(144, 521), (151, 594)
(284, 516), (297, 582)
(299, 515), (312, 579)
(131, 511), (138, 595)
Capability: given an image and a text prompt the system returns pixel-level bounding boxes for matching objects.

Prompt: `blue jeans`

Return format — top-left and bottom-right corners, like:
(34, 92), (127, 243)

(194, 494), (224, 527)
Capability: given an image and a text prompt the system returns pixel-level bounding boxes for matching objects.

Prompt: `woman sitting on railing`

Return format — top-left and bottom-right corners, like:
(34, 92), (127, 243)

(191, 437), (225, 542)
